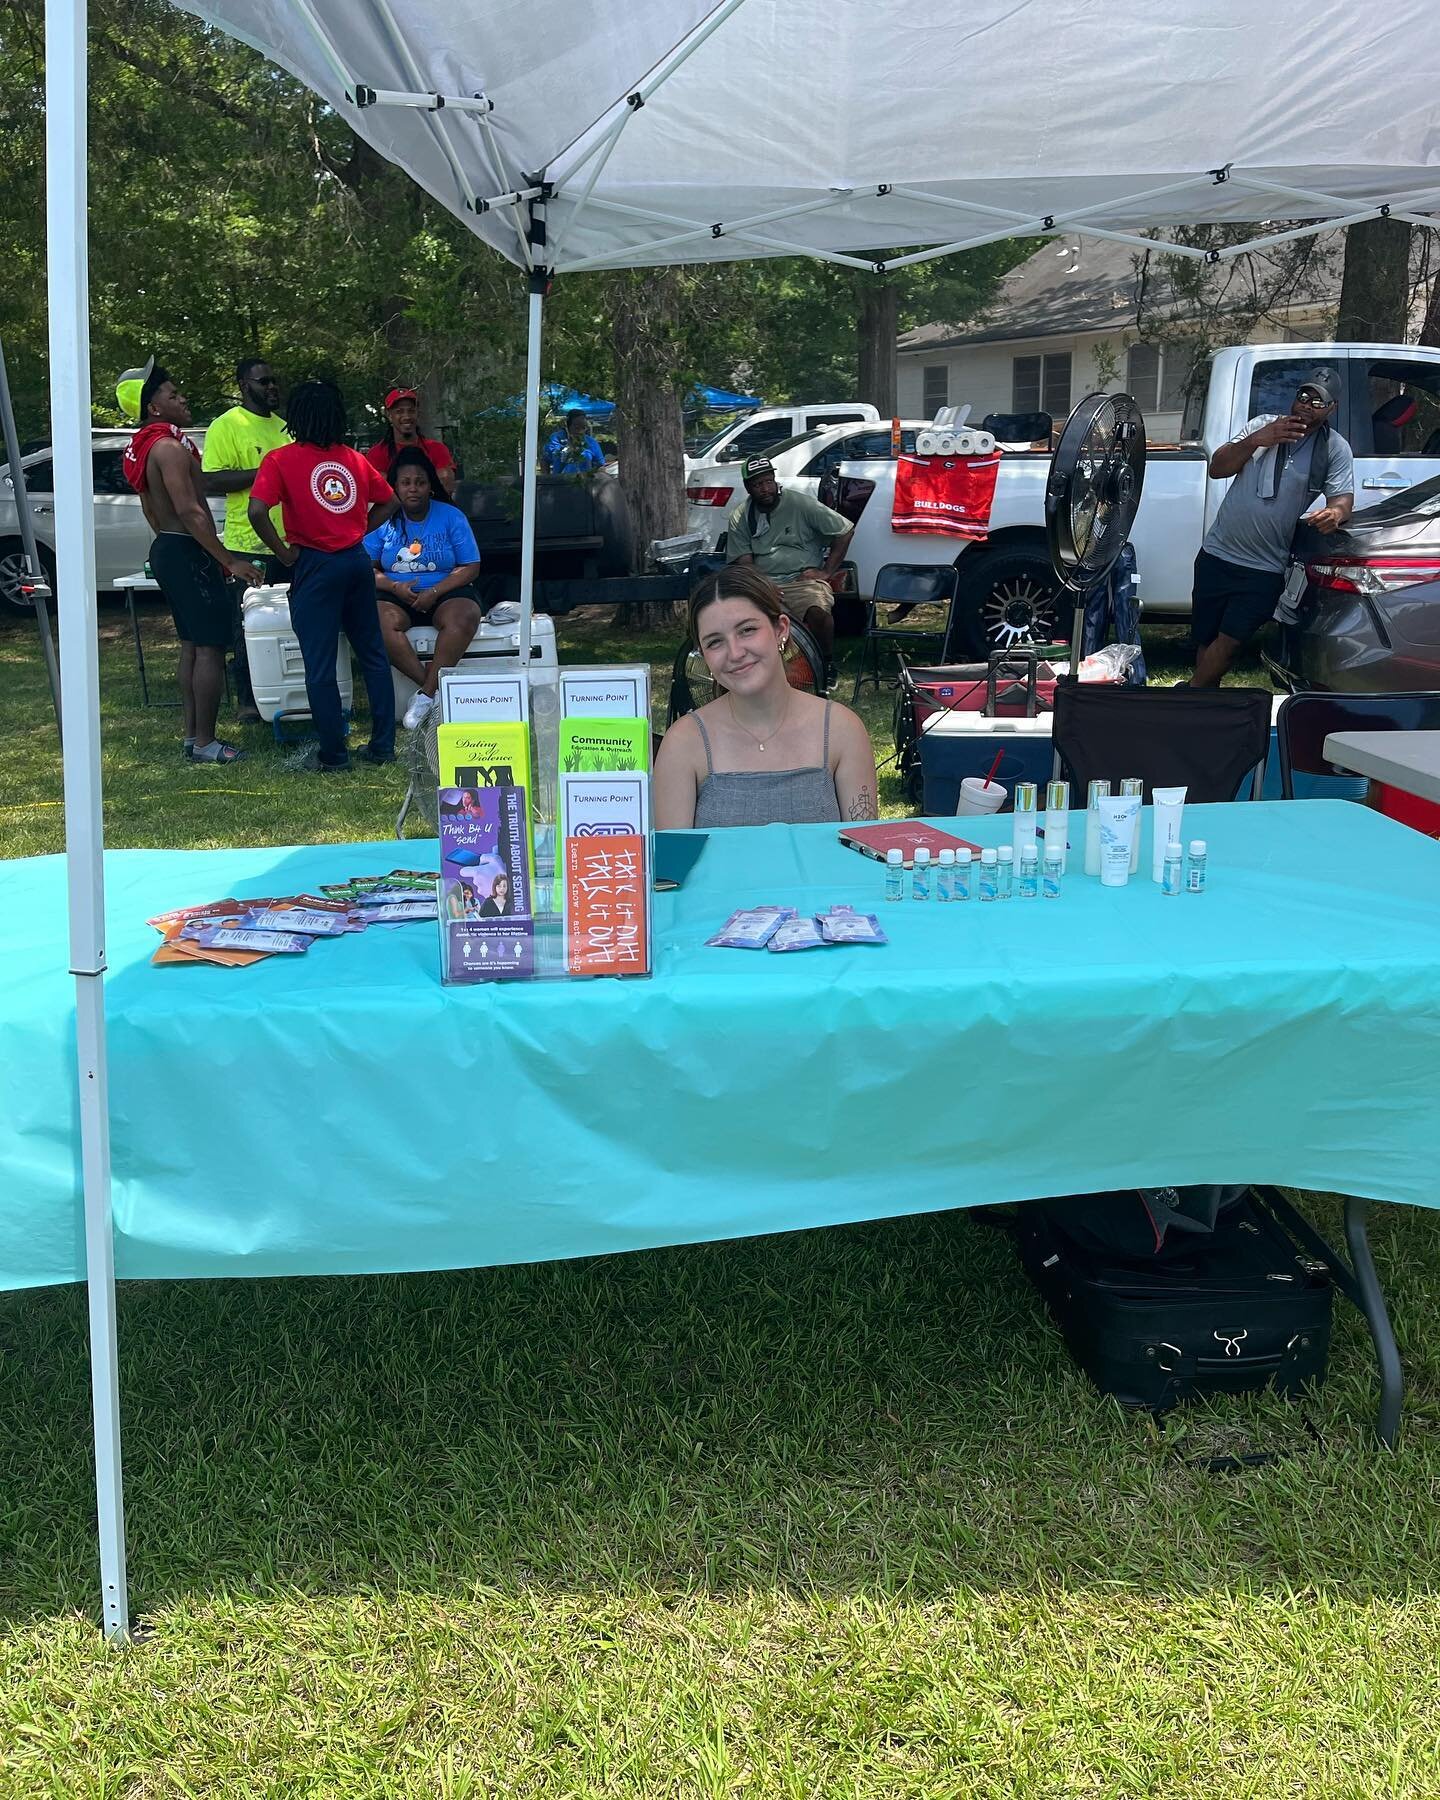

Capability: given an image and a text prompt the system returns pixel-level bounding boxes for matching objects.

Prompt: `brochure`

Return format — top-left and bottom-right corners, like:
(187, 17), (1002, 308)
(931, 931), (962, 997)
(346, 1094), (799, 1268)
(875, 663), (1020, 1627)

(436, 720), (533, 799)
(559, 665), (649, 720)
(563, 834), (649, 975)
(438, 784), (532, 922)
(559, 717), (650, 775)
(438, 666), (528, 725)
(445, 917), (536, 982)
(558, 771), (649, 845)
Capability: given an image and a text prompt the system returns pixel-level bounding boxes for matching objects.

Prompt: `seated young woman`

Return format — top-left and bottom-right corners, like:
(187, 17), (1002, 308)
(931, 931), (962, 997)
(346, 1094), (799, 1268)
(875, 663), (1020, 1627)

(365, 446), (483, 732)
(654, 565), (877, 830)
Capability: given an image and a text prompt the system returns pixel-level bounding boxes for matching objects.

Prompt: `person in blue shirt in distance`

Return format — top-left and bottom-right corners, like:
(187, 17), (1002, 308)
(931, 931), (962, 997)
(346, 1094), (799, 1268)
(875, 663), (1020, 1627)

(542, 408), (606, 475)
(365, 445), (483, 731)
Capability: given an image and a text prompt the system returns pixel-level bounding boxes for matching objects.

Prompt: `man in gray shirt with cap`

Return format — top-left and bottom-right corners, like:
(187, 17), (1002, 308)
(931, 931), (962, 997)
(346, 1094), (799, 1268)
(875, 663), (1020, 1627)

(1189, 369), (1353, 686)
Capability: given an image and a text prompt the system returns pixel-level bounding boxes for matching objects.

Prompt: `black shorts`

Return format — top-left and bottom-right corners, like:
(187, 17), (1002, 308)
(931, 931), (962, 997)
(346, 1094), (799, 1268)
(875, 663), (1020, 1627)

(1190, 549), (1285, 649)
(376, 584), (481, 628)
(148, 533), (237, 649)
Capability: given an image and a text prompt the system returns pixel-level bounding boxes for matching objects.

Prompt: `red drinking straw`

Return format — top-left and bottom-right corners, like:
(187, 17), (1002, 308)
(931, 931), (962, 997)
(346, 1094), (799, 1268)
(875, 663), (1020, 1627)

(983, 748), (1004, 791)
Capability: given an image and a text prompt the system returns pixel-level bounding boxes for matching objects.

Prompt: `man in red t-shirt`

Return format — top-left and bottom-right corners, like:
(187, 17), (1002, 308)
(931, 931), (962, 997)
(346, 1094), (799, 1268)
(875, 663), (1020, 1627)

(364, 387), (456, 495)
(249, 381), (399, 771)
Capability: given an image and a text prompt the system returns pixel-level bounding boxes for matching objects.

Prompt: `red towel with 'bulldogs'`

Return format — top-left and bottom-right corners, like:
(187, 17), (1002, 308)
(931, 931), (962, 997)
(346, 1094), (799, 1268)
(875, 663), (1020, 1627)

(891, 452), (1001, 539)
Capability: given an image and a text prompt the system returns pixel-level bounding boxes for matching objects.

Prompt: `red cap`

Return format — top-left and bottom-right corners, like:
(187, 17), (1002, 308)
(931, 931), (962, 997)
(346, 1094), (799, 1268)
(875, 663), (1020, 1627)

(384, 386), (418, 410)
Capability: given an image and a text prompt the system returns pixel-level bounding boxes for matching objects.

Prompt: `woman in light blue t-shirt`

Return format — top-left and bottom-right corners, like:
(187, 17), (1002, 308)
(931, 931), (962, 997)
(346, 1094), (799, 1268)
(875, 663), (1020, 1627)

(366, 445), (483, 731)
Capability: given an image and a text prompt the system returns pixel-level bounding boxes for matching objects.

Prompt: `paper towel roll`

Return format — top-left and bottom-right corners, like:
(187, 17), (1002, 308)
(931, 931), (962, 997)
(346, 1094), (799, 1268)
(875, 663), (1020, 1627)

(916, 429), (938, 456)
(935, 430), (957, 456)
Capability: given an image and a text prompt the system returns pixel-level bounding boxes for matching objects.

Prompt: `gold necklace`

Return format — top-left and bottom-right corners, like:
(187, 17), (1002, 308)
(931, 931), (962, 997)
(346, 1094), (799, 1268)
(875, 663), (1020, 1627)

(727, 691), (790, 752)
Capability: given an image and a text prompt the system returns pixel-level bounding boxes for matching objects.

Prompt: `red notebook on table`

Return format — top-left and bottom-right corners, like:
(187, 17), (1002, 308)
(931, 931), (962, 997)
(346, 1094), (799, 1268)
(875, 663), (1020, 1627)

(838, 822), (983, 867)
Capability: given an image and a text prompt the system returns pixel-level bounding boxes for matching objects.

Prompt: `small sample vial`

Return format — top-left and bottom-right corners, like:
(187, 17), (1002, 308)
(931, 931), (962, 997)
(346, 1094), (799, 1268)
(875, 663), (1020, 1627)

(1186, 839), (1208, 894)
(1162, 841), (1183, 896)
(884, 847), (904, 902)
(1121, 778), (1144, 873)
(979, 846), (998, 902)
(936, 847), (956, 902)
(1043, 847), (1064, 898)
(912, 846), (932, 901)
(996, 844), (1014, 899)
(954, 847), (973, 902)
(1018, 843), (1039, 899)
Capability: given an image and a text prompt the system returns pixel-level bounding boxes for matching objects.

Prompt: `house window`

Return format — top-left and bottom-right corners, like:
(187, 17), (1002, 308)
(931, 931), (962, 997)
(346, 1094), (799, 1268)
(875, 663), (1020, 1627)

(1016, 353), (1071, 418)
(1126, 343), (1160, 411)
(922, 364), (949, 415)
(1042, 354), (1071, 420)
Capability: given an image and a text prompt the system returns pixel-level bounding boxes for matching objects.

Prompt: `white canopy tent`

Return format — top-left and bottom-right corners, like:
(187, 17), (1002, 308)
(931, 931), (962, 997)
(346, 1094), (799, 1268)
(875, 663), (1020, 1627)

(43, 0), (1440, 1636)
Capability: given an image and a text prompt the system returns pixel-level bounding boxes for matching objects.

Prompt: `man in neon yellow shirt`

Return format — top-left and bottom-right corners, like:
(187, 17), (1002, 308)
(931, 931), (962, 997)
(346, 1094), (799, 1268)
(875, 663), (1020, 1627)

(202, 357), (291, 719)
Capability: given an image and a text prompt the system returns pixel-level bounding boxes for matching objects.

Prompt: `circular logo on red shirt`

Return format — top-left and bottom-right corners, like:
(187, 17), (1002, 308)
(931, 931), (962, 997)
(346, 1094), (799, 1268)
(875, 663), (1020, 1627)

(309, 459), (358, 514)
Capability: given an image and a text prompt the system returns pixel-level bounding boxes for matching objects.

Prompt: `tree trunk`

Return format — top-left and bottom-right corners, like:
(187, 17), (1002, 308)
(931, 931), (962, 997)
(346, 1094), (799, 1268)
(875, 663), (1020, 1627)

(1336, 217), (1413, 342)
(611, 268), (688, 630)
(1420, 270), (1440, 347)
(857, 278), (898, 415)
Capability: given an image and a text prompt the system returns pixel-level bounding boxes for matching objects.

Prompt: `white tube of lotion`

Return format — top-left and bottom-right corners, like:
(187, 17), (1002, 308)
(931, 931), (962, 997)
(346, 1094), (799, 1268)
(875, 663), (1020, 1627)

(1097, 793), (1142, 888)
(1151, 786), (1187, 883)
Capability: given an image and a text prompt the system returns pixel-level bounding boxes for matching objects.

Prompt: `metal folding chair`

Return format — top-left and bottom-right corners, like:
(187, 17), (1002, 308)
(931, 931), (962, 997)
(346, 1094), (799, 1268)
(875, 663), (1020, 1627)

(850, 563), (958, 702)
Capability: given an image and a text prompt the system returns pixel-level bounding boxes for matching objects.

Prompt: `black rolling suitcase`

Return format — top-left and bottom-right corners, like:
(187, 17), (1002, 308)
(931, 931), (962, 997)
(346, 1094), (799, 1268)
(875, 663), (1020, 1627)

(1014, 1189), (1333, 1411)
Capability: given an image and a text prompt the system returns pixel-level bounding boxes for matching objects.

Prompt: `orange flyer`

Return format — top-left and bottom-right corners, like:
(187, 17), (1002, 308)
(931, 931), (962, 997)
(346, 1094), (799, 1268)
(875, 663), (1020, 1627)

(564, 835), (649, 976)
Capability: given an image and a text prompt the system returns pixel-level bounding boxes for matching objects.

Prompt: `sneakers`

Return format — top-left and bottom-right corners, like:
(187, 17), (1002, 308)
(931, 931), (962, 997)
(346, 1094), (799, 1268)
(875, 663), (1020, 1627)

(359, 745), (396, 765)
(403, 691), (437, 732)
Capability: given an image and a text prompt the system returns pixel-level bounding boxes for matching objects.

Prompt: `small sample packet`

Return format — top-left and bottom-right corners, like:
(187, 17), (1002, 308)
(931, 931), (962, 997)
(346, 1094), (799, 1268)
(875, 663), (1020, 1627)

(188, 926), (313, 955)
(384, 868), (441, 889)
(356, 886), (435, 908)
(768, 916), (830, 953)
(706, 905), (795, 949)
(147, 898), (243, 934)
(242, 906), (350, 937)
(818, 910), (888, 945)
(362, 901), (439, 925)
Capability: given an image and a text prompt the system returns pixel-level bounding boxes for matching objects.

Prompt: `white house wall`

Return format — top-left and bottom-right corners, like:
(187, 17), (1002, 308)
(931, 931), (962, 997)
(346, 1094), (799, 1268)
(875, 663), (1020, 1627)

(898, 311), (1330, 444)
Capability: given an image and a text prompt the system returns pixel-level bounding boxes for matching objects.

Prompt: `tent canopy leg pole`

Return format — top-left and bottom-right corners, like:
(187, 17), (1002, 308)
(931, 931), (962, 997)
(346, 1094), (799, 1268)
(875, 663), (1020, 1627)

(518, 264), (547, 665)
(46, 0), (129, 1643)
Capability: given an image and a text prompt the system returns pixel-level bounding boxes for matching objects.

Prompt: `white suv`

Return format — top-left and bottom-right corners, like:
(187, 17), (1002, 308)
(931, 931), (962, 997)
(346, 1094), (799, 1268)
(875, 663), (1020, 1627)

(0, 428), (220, 617)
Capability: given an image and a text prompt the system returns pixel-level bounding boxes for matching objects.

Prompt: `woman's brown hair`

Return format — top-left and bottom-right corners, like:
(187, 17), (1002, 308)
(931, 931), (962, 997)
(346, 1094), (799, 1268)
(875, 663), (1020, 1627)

(687, 564), (786, 645)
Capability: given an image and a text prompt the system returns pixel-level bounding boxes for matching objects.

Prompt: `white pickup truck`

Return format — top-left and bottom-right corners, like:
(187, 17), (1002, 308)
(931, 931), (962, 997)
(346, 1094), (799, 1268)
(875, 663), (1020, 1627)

(750, 345), (1440, 658)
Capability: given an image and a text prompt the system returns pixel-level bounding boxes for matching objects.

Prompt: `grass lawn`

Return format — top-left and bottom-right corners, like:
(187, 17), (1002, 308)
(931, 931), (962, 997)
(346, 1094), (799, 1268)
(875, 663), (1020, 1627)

(3, 602), (1439, 1798)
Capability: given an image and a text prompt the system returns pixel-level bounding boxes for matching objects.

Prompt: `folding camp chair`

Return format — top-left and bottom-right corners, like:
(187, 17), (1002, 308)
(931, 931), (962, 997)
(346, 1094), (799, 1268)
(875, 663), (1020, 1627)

(1051, 684), (1272, 803)
(1276, 691), (1440, 798)
(850, 563), (959, 701)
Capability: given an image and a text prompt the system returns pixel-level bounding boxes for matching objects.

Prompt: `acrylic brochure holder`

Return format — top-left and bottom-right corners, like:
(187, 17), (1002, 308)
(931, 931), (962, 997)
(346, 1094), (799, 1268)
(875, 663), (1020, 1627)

(436, 658), (653, 984)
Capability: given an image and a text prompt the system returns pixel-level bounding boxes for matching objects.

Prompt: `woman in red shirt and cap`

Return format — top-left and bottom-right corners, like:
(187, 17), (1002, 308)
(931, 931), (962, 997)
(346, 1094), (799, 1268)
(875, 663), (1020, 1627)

(365, 387), (457, 495)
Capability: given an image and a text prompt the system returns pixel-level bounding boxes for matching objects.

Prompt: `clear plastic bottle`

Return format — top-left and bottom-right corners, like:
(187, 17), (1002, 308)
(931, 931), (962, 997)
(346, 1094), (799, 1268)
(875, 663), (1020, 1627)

(936, 847), (956, 902)
(912, 846), (931, 900)
(1018, 843), (1039, 898)
(1186, 839), (1207, 894)
(979, 846), (998, 902)
(1043, 846), (1064, 898)
(884, 847), (904, 902)
(954, 847), (973, 902)
(1162, 840), (1183, 896)
(996, 843), (1014, 899)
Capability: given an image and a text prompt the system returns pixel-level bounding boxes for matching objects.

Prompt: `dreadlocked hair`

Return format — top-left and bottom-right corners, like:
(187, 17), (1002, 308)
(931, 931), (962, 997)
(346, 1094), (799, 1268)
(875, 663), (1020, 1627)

(286, 380), (348, 448)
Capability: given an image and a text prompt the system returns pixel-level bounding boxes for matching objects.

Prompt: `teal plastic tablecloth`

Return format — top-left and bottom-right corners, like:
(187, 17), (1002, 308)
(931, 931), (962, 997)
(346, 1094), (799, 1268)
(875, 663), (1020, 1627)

(3, 801), (1439, 1292)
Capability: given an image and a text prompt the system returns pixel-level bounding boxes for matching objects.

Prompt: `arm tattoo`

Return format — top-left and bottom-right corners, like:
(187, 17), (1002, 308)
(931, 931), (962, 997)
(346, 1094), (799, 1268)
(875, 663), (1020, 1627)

(847, 787), (876, 821)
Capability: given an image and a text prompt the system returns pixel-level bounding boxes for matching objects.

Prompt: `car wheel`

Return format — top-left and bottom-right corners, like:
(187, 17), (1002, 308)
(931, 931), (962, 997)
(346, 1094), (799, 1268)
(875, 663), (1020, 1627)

(0, 540), (55, 621)
(950, 549), (1062, 659)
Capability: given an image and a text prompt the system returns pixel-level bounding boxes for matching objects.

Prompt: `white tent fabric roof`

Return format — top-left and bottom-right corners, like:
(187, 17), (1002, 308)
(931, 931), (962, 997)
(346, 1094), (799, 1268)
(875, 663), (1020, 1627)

(180, 0), (1440, 274)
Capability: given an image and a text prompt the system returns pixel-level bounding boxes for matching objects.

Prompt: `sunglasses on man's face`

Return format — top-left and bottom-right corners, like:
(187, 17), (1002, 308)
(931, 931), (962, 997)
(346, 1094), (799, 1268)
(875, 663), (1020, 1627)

(1294, 390), (1332, 409)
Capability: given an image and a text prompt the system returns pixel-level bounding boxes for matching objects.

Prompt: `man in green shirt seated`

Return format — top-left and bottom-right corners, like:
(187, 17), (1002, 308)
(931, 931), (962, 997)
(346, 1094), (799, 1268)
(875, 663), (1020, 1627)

(201, 357), (292, 721)
(725, 454), (853, 678)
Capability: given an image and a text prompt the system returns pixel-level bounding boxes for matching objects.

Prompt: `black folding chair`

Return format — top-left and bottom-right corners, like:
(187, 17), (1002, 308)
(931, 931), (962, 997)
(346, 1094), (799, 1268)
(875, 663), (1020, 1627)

(1276, 691), (1440, 798)
(850, 563), (958, 702)
(1051, 684), (1272, 803)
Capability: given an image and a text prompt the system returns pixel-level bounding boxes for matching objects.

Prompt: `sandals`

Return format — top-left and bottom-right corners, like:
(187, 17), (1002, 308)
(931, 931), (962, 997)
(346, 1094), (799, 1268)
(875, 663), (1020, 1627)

(190, 740), (245, 764)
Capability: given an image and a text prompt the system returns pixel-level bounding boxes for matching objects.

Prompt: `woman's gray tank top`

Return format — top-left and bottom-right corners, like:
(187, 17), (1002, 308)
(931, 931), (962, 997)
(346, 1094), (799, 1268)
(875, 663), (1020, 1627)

(691, 701), (841, 828)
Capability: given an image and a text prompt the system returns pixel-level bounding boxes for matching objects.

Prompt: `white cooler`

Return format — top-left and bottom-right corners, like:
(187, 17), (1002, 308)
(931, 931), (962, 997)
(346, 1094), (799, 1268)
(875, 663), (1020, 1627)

(241, 584), (352, 724)
(391, 604), (558, 713)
